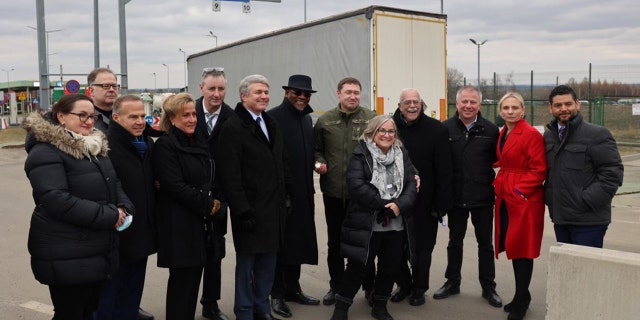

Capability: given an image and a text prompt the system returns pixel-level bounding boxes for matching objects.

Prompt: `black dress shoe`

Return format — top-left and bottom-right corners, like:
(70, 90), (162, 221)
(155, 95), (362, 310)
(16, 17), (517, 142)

(137, 308), (154, 320)
(364, 289), (374, 307)
(433, 282), (460, 300)
(408, 290), (425, 306)
(390, 287), (410, 303)
(482, 288), (503, 308)
(322, 289), (336, 305)
(271, 298), (292, 318)
(202, 306), (230, 320)
(285, 292), (320, 305)
(254, 312), (282, 320)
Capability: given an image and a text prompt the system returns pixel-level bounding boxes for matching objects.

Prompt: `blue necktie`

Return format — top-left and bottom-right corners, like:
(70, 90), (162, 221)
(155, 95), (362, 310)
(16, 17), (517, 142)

(558, 126), (566, 141)
(131, 137), (147, 159)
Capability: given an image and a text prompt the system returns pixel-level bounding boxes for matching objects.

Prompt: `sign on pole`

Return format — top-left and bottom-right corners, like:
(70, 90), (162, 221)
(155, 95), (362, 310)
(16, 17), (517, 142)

(64, 80), (81, 95)
(213, 0), (221, 11)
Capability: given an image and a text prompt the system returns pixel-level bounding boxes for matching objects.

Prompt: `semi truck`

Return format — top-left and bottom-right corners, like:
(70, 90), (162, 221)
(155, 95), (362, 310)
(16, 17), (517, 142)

(187, 5), (447, 118)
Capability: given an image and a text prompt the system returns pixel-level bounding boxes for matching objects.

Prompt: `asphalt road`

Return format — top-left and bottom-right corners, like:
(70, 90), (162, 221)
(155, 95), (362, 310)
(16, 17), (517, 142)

(1, 147), (638, 320)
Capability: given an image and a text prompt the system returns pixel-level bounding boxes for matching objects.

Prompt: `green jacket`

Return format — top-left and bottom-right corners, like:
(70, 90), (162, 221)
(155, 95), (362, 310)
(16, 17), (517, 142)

(313, 105), (376, 199)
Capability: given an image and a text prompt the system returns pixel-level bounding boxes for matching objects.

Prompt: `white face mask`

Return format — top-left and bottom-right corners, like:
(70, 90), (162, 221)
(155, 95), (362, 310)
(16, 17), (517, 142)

(116, 214), (133, 232)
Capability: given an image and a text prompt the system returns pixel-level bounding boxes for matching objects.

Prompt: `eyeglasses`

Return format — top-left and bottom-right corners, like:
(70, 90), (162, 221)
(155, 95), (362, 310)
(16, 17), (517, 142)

(68, 112), (99, 122)
(92, 83), (120, 90)
(376, 129), (396, 136)
(290, 90), (312, 98)
(202, 67), (225, 77)
(401, 99), (421, 106)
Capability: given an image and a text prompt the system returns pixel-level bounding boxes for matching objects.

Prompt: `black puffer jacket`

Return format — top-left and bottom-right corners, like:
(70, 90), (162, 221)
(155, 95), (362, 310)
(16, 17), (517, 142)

(443, 112), (499, 208)
(22, 113), (133, 285)
(341, 141), (417, 265)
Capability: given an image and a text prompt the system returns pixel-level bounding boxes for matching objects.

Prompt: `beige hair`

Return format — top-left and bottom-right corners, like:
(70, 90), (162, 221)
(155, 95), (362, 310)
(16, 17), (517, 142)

(158, 93), (195, 132)
(362, 115), (403, 147)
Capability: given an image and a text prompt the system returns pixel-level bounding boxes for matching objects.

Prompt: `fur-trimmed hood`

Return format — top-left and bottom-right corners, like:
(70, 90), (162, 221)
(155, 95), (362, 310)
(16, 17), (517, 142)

(22, 112), (109, 159)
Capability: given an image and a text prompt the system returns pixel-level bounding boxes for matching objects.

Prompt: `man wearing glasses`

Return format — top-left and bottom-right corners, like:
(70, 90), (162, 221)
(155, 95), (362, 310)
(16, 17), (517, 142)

(389, 88), (453, 306)
(267, 75), (320, 318)
(87, 68), (120, 133)
(195, 67), (234, 320)
(313, 77), (376, 305)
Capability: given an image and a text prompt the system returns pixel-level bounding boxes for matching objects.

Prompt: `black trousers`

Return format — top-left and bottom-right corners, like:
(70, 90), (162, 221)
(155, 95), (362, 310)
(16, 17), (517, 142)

(444, 206), (496, 289)
(395, 214), (438, 294)
(201, 229), (226, 309)
(271, 263), (302, 298)
(338, 231), (404, 300)
(167, 266), (204, 320)
(49, 281), (104, 320)
(323, 194), (350, 290)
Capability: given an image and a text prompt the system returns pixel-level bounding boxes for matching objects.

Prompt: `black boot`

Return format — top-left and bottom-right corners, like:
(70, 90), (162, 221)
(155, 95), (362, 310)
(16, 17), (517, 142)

(371, 296), (393, 320)
(330, 294), (352, 320)
(507, 292), (531, 320)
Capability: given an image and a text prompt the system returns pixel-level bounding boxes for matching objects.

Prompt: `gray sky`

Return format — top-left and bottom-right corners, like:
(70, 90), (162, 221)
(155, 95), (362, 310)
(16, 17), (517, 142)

(1, 0), (639, 89)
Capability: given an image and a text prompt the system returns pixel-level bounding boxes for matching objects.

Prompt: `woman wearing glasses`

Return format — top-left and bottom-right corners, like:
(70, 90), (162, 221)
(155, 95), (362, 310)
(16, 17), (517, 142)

(22, 93), (134, 320)
(330, 115), (417, 320)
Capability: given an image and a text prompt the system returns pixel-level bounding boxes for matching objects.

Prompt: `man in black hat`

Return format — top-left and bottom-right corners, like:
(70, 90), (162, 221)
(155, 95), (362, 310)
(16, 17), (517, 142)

(267, 75), (320, 318)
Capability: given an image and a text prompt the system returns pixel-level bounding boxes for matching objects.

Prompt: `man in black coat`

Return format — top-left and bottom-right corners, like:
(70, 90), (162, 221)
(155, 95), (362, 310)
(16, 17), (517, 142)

(218, 74), (290, 320)
(390, 88), (453, 306)
(436, 85), (502, 308)
(267, 75), (320, 318)
(95, 95), (157, 320)
(195, 67), (234, 320)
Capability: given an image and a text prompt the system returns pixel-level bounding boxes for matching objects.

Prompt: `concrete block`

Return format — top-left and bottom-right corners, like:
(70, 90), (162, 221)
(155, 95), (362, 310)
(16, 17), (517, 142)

(546, 243), (640, 320)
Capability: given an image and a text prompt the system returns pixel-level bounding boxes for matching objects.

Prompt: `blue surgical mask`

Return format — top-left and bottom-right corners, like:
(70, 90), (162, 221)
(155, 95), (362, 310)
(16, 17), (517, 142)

(116, 214), (133, 232)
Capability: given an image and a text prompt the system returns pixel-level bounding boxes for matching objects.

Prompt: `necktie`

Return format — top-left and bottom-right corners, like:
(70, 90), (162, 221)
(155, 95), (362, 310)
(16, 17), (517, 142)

(256, 116), (269, 141)
(131, 137), (147, 159)
(558, 126), (566, 141)
(205, 113), (216, 134)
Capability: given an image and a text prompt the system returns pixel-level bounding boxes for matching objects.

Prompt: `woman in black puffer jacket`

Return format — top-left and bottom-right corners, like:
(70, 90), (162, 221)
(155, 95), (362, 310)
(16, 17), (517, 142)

(23, 94), (134, 320)
(331, 115), (417, 320)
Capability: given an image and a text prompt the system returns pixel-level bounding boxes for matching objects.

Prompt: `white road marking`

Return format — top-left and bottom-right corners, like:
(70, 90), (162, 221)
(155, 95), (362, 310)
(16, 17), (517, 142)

(20, 301), (54, 316)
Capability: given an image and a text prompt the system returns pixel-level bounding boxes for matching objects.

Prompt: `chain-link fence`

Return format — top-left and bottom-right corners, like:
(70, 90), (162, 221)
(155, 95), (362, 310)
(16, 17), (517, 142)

(447, 64), (640, 143)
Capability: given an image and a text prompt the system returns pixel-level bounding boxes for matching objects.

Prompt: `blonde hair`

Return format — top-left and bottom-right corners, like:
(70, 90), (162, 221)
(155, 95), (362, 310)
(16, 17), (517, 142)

(498, 91), (525, 109)
(361, 115), (403, 147)
(158, 93), (195, 132)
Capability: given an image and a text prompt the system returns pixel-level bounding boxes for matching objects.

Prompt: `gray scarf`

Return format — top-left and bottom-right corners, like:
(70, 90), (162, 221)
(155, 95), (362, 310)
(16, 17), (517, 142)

(365, 139), (404, 200)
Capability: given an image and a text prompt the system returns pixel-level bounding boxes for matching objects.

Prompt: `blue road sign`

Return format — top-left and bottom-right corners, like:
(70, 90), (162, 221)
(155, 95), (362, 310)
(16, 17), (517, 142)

(145, 116), (154, 125)
(65, 80), (80, 94)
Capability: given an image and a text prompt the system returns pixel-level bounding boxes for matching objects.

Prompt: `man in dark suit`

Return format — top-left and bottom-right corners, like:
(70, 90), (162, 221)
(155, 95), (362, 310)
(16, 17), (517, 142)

(267, 75), (320, 318)
(95, 95), (157, 320)
(218, 74), (290, 320)
(195, 67), (234, 320)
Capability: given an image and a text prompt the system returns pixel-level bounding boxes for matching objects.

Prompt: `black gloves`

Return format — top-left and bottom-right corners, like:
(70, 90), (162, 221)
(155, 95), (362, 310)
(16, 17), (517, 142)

(376, 207), (396, 226)
(430, 210), (447, 223)
(237, 210), (257, 232)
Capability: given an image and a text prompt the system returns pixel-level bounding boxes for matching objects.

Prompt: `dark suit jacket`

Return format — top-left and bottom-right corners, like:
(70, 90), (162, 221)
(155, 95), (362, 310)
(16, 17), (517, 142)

(218, 103), (291, 254)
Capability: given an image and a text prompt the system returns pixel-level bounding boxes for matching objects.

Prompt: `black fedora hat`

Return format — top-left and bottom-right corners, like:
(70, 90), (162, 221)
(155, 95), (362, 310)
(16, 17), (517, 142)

(282, 74), (317, 93)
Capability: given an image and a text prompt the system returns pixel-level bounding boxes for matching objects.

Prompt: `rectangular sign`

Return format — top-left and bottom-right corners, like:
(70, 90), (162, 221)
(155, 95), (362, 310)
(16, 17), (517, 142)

(632, 104), (640, 116)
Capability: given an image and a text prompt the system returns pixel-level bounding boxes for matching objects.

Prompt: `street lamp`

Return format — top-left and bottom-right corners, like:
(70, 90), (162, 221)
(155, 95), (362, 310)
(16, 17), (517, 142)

(207, 31), (218, 47)
(2, 68), (14, 91)
(27, 26), (63, 75)
(178, 48), (187, 90)
(469, 38), (488, 87)
(151, 72), (157, 91)
(162, 63), (170, 90)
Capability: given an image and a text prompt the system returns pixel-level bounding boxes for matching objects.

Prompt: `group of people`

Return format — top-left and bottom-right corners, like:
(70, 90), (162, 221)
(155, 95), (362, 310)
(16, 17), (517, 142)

(21, 64), (623, 320)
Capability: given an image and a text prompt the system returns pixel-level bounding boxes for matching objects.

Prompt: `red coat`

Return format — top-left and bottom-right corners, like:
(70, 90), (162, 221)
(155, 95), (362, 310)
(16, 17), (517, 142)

(494, 119), (547, 259)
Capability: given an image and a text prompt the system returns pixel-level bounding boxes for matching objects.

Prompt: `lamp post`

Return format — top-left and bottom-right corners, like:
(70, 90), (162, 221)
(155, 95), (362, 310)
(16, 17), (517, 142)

(207, 31), (218, 47)
(2, 68), (14, 91)
(151, 72), (157, 91)
(469, 38), (488, 87)
(178, 48), (187, 90)
(27, 26), (63, 76)
(162, 63), (170, 90)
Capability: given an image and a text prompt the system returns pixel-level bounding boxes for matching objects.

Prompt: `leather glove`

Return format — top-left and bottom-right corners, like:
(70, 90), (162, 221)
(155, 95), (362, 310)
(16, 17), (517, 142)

(376, 207), (396, 226)
(430, 210), (446, 223)
(237, 210), (257, 232)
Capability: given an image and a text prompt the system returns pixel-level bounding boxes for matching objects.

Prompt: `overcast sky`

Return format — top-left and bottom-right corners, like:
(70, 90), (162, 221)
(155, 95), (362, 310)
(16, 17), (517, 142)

(1, 0), (639, 90)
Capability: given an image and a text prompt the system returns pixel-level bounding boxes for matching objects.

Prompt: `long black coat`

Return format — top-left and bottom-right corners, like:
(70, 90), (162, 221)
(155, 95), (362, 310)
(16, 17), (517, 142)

(107, 120), (157, 262)
(153, 128), (215, 268)
(341, 141), (417, 265)
(268, 99), (318, 265)
(195, 97), (234, 235)
(393, 109), (453, 250)
(22, 113), (133, 285)
(218, 103), (290, 254)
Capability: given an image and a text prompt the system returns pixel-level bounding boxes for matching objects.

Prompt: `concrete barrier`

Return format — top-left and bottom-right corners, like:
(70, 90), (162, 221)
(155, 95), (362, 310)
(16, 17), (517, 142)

(546, 243), (640, 320)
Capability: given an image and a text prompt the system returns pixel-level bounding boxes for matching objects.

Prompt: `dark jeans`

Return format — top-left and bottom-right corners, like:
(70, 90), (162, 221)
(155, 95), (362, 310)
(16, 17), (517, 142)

(201, 230), (226, 309)
(444, 206), (496, 289)
(166, 266), (204, 320)
(395, 214), (438, 293)
(272, 264), (302, 298)
(234, 252), (277, 320)
(323, 194), (350, 290)
(94, 257), (148, 320)
(49, 281), (104, 320)
(554, 224), (608, 248)
(338, 231), (404, 300)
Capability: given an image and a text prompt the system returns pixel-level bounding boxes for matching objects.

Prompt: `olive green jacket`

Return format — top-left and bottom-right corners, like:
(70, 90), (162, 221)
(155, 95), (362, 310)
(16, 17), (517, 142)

(313, 104), (376, 199)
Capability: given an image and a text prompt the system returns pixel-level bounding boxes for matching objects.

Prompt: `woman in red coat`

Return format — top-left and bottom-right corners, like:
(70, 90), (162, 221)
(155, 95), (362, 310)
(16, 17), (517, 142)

(494, 92), (547, 320)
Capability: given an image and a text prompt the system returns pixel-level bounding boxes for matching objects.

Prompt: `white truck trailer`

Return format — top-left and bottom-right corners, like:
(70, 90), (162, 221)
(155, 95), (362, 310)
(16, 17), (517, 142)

(187, 5), (447, 118)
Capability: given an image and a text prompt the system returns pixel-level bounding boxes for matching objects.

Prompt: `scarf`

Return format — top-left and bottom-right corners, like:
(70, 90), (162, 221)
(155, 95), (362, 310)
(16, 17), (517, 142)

(66, 129), (104, 158)
(365, 139), (404, 200)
